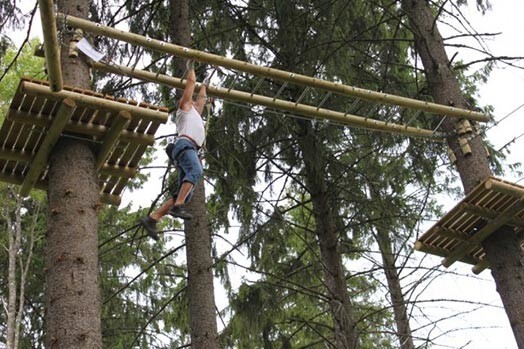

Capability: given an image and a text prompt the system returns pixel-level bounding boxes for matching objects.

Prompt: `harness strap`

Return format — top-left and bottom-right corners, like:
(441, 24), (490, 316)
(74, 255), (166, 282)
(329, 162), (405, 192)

(178, 134), (201, 150)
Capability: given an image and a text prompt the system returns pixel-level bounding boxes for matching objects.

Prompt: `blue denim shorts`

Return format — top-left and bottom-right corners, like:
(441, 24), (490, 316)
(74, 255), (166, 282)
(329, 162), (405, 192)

(172, 138), (203, 186)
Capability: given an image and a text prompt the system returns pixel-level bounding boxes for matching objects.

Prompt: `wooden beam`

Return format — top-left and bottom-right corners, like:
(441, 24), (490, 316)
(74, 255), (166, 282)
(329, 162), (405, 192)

(485, 178), (524, 198)
(38, 0), (63, 91)
(96, 111), (131, 170)
(460, 202), (524, 227)
(100, 164), (137, 178)
(20, 81), (168, 124)
(20, 98), (76, 196)
(414, 241), (478, 265)
(59, 13), (492, 123)
(442, 197), (524, 268)
(0, 148), (33, 162)
(100, 193), (121, 206)
(7, 108), (154, 145)
(432, 226), (469, 241)
(472, 259), (490, 275)
(91, 61), (444, 139)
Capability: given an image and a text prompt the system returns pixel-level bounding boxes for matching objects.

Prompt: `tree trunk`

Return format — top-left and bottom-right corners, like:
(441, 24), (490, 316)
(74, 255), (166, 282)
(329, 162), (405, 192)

(296, 120), (359, 349)
(376, 227), (414, 349)
(5, 190), (20, 349)
(46, 139), (101, 348)
(3, 189), (38, 349)
(184, 184), (219, 348)
(170, 0), (219, 347)
(44, 0), (102, 347)
(401, 0), (524, 346)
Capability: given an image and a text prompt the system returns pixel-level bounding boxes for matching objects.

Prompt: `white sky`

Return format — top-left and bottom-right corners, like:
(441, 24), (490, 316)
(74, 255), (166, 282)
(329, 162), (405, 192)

(7, 1), (524, 348)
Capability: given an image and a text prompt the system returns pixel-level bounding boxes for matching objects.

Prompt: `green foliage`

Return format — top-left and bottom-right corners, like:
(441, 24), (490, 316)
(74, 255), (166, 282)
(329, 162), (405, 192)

(0, 185), (47, 348)
(99, 204), (191, 348)
(0, 38), (45, 120)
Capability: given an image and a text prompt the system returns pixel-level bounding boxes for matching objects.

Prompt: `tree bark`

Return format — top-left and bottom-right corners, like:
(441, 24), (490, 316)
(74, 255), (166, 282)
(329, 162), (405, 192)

(170, 0), (219, 347)
(44, 0), (102, 347)
(401, 0), (524, 346)
(184, 184), (219, 348)
(296, 120), (359, 349)
(376, 227), (414, 349)
(3, 189), (38, 349)
(5, 190), (20, 349)
(46, 139), (101, 348)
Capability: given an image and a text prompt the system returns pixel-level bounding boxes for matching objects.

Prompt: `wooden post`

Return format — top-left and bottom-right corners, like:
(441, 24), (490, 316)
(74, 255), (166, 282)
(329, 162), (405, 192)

(38, 0), (63, 91)
(95, 111), (131, 170)
(58, 13), (492, 123)
(20, 98), (76, 196)
(91, 62), (444, 139)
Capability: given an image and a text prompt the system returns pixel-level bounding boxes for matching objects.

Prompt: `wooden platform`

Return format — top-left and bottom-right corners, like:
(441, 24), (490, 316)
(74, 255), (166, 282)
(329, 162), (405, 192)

(0, 78), (168, 205)
(415, 177), (524, 274)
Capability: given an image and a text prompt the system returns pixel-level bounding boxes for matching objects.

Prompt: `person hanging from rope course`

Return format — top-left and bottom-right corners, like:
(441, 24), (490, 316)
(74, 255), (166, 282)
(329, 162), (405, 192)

(140, 59), (211, 240)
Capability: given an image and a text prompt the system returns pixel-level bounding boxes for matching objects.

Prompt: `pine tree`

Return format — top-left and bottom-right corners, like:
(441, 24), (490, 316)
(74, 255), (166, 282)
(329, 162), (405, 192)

(401, 0), (524, 346)
(44, 0), (101, 347)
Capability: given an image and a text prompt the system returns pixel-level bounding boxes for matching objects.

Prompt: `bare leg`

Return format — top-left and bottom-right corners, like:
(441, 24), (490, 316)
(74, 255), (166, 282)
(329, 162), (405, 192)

(174, 181), (194, 206)
(150, 197), (175, 221)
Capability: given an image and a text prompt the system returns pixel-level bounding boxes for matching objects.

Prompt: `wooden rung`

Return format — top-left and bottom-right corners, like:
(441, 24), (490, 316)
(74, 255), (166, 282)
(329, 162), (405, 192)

(20, 98), (76, 196)
(442, 197), (524, 268)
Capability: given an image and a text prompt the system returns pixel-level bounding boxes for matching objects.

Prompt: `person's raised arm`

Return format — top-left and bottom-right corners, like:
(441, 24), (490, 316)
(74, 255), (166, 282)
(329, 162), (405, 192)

(178, 60), (197, 112)
(194, 83), (207, 115)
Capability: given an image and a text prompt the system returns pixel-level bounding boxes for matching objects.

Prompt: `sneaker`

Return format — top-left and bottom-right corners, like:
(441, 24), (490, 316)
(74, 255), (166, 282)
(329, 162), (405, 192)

(168, 205), (193, 220)
(139, 216), (159, 241)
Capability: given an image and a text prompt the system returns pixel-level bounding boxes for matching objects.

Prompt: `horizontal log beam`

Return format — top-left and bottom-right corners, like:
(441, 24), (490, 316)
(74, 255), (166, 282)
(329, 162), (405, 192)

(59, 12), (492, 123)
(91, 61), (443, 139)
(0, 148), (33, 162)
(7, 108), (155, 145)
(485, 178), (524, 198)
(100, 164), (137, 178)
(414, 241), (479, 265)
(20, 81), (168, 124)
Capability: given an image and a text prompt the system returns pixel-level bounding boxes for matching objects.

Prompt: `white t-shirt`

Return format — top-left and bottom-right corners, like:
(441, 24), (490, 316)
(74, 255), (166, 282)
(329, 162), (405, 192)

(175, 105), (205, 147)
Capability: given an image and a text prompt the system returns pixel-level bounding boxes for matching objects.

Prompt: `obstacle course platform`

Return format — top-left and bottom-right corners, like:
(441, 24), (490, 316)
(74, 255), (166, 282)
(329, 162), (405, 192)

(415, 176), (524, 274)
(0, 78), (168, 205)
